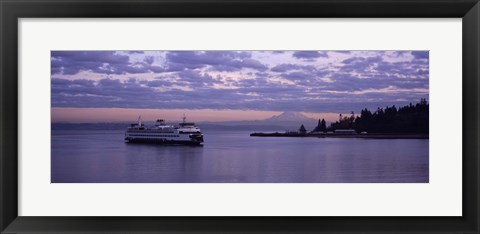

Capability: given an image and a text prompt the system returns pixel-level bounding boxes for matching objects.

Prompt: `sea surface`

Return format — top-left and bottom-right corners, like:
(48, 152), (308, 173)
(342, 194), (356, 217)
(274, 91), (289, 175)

(51, 130), (429, 183)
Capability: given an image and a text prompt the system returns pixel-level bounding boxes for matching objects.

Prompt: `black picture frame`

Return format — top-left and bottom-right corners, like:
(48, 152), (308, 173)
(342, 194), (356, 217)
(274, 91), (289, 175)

(1, 0), (479, 233)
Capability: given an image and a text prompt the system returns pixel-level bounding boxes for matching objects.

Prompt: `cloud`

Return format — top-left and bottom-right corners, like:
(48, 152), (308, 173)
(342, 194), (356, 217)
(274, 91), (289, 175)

(177, 70), (219, 85)
(271, 63), (314, 73)
(143, 56), (154, 65)
(292, 51), (328, 59)
(271, 64), (300, 72)
(51, 50), (429, 114)
(337, 55), (428, 80)
(281, 71), (315, 81)
(144, 79), (172, 87)
(51, 51), (147, 75)
(211, 58), (268, 72)
(164, 51), (268, 72)
(127, 51), (145, 54)
(332, 51), (351, 54)
(411, 51), (429, 60)
(167, 51), (250, 64)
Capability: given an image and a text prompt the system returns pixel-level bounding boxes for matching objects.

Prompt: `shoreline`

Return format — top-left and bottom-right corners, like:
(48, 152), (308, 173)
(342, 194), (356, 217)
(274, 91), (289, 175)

(250, 132), (428, 139)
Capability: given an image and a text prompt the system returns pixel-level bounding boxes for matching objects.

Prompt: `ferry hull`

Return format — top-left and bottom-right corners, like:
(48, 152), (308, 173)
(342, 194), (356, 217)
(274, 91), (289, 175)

(125, 138), (203, 146)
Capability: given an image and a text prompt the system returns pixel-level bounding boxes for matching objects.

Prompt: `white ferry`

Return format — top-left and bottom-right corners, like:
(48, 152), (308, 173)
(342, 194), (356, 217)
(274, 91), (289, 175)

(124, 115), (204, 146)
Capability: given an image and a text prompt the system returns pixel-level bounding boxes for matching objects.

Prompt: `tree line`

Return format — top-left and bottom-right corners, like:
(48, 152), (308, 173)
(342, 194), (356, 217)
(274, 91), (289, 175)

(312, 99), (429, 134)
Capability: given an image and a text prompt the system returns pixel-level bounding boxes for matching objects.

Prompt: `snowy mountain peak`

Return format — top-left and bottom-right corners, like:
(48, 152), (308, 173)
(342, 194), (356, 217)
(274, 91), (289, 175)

(265, 112), (313, 122)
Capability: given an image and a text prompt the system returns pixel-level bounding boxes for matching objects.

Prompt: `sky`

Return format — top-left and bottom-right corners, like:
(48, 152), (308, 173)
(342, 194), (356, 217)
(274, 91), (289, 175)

(51, 50), (429, 123)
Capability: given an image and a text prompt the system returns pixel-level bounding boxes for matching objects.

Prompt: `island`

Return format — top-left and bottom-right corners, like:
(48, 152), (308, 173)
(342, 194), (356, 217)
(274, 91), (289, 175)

(250, 100), (429, 139)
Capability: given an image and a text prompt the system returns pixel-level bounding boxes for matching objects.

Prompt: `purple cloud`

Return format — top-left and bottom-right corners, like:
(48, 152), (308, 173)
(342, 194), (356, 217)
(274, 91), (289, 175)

(211, 58), (268, 72)
(177, 70), (219, 85)
(271, 64), (301, 72)
(292, 51), (328, 59)
(411, 51), (429, 60)
(271, 64), (317, 74)
(51, 51), (147, 75)
(165, 51), (268, 72)
(51, 50), (429, 114)
(167, 51), (250, 65)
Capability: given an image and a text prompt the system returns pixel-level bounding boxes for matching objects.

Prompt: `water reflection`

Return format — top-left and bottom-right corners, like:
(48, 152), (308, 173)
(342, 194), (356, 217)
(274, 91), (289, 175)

(52, 130), (428, 183)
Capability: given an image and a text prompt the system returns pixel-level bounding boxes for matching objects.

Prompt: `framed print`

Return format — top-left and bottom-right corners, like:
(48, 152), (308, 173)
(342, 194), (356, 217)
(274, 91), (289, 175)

(49, 49), (430, 184)
(1, 0), (479, 233)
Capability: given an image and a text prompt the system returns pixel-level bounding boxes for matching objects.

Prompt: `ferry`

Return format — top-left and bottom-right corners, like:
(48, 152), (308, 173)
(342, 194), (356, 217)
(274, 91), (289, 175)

(124, 115), (204, 146)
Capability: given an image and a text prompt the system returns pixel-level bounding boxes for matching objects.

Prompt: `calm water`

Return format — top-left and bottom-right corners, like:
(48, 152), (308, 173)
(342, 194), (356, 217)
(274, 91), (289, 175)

(51, 130), (428, 183)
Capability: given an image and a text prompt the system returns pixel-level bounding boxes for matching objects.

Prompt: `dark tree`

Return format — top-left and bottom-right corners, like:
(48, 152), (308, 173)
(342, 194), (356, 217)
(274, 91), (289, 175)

(328, 111), (355, 131)
(299, 124), (307, 134)
(315, 119), (322, 131)
(313, 118), (327, 132)
(321, 119), (327, 131)
(328, 99), (429, 134)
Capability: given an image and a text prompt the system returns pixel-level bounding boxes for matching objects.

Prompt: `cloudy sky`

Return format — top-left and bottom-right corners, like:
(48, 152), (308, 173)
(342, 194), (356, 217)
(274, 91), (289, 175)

(51, 50), (428, 123)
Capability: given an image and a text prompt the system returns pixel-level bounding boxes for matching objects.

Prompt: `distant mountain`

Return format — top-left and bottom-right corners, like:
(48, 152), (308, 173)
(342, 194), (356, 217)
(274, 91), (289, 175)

(264, 112), (314, 122)
(198, 112), (318, 131)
